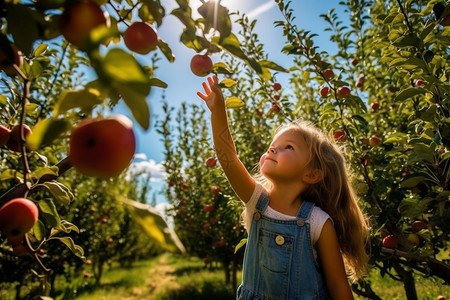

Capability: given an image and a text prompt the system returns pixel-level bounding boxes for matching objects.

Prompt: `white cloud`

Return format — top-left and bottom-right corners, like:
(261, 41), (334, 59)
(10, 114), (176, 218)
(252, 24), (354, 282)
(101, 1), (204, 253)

(247, 1), (277, 19)
(133, 153), (148, 160)
(155, 202), (174, 225)
(127, 158), (167, 182)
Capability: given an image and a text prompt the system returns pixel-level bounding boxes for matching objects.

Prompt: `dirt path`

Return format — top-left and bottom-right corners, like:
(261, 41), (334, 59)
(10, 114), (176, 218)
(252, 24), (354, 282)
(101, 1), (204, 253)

(122, 253), (179, 300)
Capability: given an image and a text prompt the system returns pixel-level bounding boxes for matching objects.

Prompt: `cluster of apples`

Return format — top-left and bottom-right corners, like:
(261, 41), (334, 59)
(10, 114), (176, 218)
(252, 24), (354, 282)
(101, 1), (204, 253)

(59, 0), (158, 54)
(381, 220), (429, 250)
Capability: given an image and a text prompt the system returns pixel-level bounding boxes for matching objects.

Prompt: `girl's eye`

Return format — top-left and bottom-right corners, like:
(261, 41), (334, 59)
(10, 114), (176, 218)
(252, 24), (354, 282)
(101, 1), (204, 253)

(285, 145), (294, 150)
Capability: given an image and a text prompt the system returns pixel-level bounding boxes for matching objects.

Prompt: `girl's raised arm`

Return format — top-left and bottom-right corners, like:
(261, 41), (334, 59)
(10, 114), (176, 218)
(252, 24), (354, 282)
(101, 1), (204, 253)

(197, 75), (255, 203)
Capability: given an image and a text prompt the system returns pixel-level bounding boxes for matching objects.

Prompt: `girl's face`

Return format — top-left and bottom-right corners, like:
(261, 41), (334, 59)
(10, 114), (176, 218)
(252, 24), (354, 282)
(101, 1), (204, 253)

(259, 128), (313, 184)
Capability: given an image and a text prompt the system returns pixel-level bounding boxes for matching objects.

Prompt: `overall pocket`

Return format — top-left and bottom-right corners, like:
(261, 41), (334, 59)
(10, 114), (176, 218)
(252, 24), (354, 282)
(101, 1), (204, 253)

(258, 228), (294, 299)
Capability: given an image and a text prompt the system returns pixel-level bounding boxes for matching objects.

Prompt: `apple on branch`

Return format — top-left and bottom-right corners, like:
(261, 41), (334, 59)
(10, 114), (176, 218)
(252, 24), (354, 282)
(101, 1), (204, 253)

(6, 124), (32, 152)
(124, 22), (158, 54)
(59, 0), (109, 49)
(190, 54), (213, 77)
(0, 44), (23, 76)
(0, 125), (11, 147)
(0, 198), (39, 237)
(69, 115), (136, 178)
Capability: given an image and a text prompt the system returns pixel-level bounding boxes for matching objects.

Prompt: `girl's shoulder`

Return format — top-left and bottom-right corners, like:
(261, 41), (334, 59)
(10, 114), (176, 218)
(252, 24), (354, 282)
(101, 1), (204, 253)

(309, 205), (332, 244)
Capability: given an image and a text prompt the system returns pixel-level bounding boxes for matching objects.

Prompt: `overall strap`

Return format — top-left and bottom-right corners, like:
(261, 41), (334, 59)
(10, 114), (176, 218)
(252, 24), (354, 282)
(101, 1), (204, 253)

(255, 190), (270, 212)
(296, 201), (314, 220)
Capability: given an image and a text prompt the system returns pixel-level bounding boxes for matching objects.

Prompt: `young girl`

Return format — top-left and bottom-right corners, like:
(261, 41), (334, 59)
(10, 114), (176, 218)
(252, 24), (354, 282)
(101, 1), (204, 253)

(197, 75), (370, 300)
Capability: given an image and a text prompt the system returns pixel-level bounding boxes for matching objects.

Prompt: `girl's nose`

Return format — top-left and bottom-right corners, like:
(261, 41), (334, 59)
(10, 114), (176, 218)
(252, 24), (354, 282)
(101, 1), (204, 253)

(268, 146), (276, 154)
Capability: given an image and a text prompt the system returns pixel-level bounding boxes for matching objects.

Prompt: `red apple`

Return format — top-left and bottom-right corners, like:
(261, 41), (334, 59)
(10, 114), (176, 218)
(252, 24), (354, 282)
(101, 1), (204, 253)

(382, 235), (398, 248)
(181, 183), (188, 189)
(407, 233), (420, 246)
(351, 58), (358, 66)
(86, 259), (92, 265)
(363, 155), (371, 166)
(83, 272), (91, 278)
(369, 136), (380, 147)
(370, 102), (380, 111)
(69, 115), (136, 178)
(190, 54), (213, 77)
(337, 86), (351, 97)
(415, 79), (426, 87)
(319, 86), (329, 97)
(274, 94), (280, 101)
(123, 22), (158, 54)
(256, 108), (264, 116)
(412, 220), (426, 232)
(356, 76), (364, 88)
(333, 130), (346, 142)
(0, 45), (23, 76)
(211, 186), (220, 195)
(273, 83), (282, 91)
(204, 204), (214, 212)
(12, 244), (28, 256)
(106, 238), (113, 244)
(437, 296), (446, 300)
(203, 257), (212, 264)
(206, 157), (217, 168)
(7, 235), (24, 247)
(323, 69), (334, 80)
(271, 103), (280, 113)
(7, 124), (31, 152)
(0, 198), (39, 237)
(203, 223), (211, 230)
(214, 240), (225, 247)
(59, 0), (109, 49)
(0, 125), (10, 147)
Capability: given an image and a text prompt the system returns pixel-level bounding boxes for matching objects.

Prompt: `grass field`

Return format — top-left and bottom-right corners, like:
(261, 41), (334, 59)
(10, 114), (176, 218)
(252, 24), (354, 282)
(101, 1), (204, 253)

(3, 253), (448, 299)
(50, 253), (448, 300)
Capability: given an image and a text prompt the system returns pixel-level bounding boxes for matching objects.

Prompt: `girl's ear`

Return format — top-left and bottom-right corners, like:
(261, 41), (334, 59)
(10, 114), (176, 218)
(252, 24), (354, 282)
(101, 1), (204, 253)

(303, 169), (323, 184)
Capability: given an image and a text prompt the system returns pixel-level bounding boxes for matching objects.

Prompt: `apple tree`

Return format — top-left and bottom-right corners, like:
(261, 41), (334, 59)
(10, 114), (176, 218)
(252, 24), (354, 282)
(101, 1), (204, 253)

(160, 0), (449, 299)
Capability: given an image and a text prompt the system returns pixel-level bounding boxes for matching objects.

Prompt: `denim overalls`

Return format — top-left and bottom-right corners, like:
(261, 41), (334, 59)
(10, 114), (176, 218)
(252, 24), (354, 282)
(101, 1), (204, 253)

(236, 191), (330, 300)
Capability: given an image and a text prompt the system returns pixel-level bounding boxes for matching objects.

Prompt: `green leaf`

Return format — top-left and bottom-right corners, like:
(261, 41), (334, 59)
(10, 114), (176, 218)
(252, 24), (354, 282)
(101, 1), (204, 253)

(113, 81), (151, 130)
(225, 97), (245, 108)
(118, 196), (185, 253)
(392, 33), (421, 48)
(158, 38), (175, 62)
(198, 1), (232, 40)
(41, 181), (72, 206)
(149, 77), (168, 88)
(220, 33), (247, 61)
(220, 78), (237, 88)
(234, 238), (247, 254)
(53, 88), (103, 116)
(400, 176), (427, 188)
(32, 166), (59, 180)
(34, 44), (48, 57)
(259, 60), (288, 72)
(395, 87), (427, 102)
(5, 3), (39, 55)
(38, 199), (61, 228)
(33, 219), (46, 242)
(57, 237), (85, 259)
(26, 119), (71, 151)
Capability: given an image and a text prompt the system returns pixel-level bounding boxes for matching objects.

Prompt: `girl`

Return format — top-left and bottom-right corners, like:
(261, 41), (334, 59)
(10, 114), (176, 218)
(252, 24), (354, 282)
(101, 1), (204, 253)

(197, 75), (370, 300)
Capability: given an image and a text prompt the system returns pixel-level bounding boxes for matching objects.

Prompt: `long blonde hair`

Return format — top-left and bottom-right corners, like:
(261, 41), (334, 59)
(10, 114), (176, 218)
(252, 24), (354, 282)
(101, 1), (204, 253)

(256, 120), (370, 281)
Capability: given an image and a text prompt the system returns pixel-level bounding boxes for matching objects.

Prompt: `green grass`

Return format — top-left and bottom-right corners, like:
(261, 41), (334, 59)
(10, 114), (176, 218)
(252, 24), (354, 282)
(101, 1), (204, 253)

(5, 253), (448, 299)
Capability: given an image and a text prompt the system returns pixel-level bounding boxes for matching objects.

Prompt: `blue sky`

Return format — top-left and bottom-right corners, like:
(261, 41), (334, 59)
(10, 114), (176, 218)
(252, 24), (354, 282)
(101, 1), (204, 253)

(121, 0), (346, 207)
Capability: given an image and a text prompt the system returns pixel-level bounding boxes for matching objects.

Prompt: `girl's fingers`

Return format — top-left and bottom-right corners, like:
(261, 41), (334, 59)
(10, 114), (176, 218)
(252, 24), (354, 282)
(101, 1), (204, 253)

(202, 81), (211, 95)
(197, 91), (207, 100)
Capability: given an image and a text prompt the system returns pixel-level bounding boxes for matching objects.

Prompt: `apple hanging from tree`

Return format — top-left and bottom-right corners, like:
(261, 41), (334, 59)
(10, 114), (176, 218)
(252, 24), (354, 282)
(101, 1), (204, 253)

(69, 115), (136, 178)
(206, 157), (217, 168)
(6, 124), (32, 152)
(320, 86), (329, 97)
(337, 86), (351, 97)
(333, 130), (347, 142)
(190, 54), (213, 77)
(204, 204), (214, 212)
(0, 125), (10, 147)
(123, 22), (159, 54)
(59, 0), (109, 49)
(323, 69), (334, 80)
(273, 83), (282, 91)
(370, 102), (380, 111)
(382, 235), (398, 249)
(0, 198), (39, 237)
(369, 136), (380, 147)
(211, 186), (220, 195)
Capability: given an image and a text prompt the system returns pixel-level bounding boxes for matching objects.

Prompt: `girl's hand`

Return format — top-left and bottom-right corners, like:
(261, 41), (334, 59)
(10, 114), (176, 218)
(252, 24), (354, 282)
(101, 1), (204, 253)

(197, 75), (224, 112)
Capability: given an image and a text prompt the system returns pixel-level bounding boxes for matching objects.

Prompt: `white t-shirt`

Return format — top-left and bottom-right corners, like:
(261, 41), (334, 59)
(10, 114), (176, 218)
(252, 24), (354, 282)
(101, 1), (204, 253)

(243, 182), (331, 259)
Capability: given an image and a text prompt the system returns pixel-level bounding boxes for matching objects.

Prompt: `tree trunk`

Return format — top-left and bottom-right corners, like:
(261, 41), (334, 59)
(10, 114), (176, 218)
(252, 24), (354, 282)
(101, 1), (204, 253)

(394, 263), (418, 300)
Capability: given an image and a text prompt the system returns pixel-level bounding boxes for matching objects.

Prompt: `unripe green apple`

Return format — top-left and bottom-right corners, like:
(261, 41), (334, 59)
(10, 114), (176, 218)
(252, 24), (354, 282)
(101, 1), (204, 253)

(407, 233), (420, 246)
(0, 198), (39, 237)
(59, 0), (108, 48)
(123, 22), (158, 54)
(190, 54), (213, 77)
(6, 124), (32, 152)
(69, 115), (136, 178)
